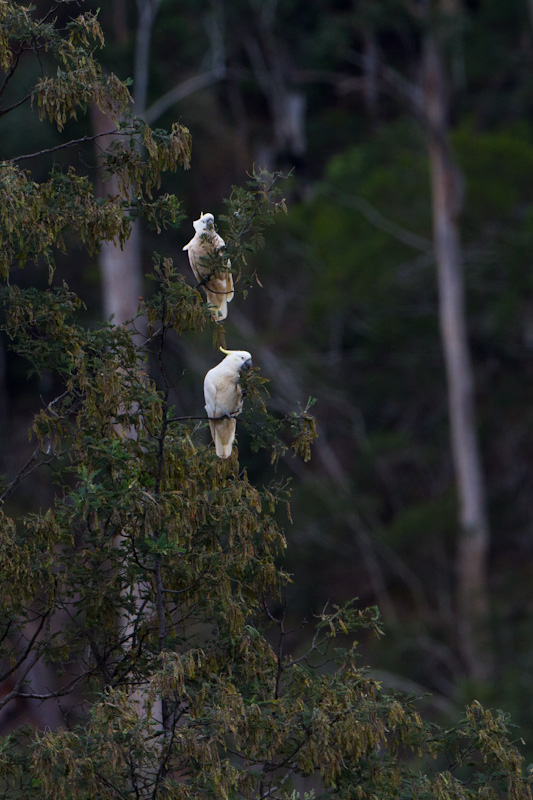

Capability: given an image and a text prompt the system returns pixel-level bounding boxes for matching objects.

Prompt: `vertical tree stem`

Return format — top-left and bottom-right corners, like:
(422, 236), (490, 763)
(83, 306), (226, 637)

(423, 28), (492, 681)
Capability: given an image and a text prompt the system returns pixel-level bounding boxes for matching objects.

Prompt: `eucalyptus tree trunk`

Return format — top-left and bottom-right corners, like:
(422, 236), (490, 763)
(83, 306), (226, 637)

(92, 104), (143, 326)
(91, 2), (164, 732)
(96, 0), (224, 324)
(243, 8), (306, 170)
(422, 24), (492, 682)
(93, 0), (163, 326)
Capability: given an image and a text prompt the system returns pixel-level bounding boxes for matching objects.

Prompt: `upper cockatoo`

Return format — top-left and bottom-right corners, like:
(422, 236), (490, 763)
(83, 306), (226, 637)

(204, 347), (253, 459)
(183, 212), (234, 321)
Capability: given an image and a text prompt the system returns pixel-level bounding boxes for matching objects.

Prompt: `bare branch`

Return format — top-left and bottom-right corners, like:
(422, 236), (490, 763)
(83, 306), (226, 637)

(323, 187), (432, 253)
(0, 91), (34, 118)
(346, 50), (425, 115)
(0, 608), (50, 687)
(260, 766), (297, 799)
(143, 0), (226, 125)
(144, 69), (226, 125)
(134, 0), (164, 114)
(16, 672), (86, 701)
(162, 559), (214, 595)
(10, 129), (123, 163)
(0, 644), (50, 713)
(0, 389), (73, 501)
(0, 447), (39, 503)
(95, 773), (131, 800)
(166, 413), (240, 423)
(0, 44), (24, 101)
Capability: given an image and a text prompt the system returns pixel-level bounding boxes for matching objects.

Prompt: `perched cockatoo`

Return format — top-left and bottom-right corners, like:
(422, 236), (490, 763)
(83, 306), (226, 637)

(183, 212), (234, 321)
(204, 347), (253, 459)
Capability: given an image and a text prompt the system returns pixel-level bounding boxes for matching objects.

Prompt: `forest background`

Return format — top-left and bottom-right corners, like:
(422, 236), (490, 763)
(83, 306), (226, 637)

(2, 0), (533, 767)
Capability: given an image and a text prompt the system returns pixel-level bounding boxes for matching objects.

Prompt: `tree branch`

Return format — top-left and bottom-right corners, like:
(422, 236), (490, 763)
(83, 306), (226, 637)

(144, 69), (226, 125)
(166, 413), (240, 423)
(0, 91), (34, 118)
(0, 607), (50, 687)
(0, 447), (39, 503)
(0, 44), (23, 101)
(323, 187), (432, 252)
(10, 129), (124, 163)
(133, 0), (164, 114)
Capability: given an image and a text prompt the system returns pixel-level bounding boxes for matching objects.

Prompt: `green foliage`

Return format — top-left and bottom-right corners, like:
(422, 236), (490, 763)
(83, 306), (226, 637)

(221, 168), (289, 286)
(0, 2), (531, 799)
(0, 3), (189, 279)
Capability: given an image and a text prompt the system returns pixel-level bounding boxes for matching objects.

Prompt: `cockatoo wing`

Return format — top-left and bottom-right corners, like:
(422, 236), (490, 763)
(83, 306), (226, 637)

(204, 370), (218, 422)
(204, 363), (244, 459)
(183, 218), (234, 320)
(184, 235), (209, 284)
(204, 370), (219, 446)
(225, 268), (234, 305)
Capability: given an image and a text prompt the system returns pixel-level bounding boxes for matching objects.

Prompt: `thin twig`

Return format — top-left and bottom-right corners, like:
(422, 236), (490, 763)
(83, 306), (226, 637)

(144, 69), (226, 125)
(0, 607), (50, 687)
(166, 413), (240, 423)
(323, 187), (432, 252)
(0, 44), (23, 100)
(10, 129), (126, 163)
(0, 91), (34, 118)
(0, 447), (39, 503)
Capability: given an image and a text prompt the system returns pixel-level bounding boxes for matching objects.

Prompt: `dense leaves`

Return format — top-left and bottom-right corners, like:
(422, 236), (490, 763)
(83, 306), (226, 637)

(0, 2), (532, 799)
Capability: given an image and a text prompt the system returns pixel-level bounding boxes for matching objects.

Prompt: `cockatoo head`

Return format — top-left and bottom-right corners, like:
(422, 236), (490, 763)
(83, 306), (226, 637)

(219, 347), (253, 372)
(193, 212), (215, 234)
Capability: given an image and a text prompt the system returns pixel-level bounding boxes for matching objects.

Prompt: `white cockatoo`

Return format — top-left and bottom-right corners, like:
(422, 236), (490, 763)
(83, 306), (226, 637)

(183, 212), (234, 321)
(204, 347), (253, 459)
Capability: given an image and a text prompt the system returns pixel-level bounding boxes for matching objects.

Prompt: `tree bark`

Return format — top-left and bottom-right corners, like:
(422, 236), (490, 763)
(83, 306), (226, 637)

(133, 0), (163, 115)
(91, 104), (142, 326)
(92, 0), (163, 327)
(422, 28), (492, 681)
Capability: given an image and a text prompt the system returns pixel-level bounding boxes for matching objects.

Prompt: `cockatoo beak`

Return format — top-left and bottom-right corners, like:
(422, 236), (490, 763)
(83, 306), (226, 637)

(242, 358), (253, 370)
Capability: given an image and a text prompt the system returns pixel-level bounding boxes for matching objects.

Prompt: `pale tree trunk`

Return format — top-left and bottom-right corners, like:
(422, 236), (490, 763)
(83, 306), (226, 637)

(92, 1), (228, 736)
(92, 0), (163, 327)
(422, 24), (492, 681)
(99, 230), (142, 325)
(91, 104), (143, 327)
(93, 98), (151, 724)
(243, 6), (306, 170)
(90, 2), (163, 732)
(96, 0), (223, 324)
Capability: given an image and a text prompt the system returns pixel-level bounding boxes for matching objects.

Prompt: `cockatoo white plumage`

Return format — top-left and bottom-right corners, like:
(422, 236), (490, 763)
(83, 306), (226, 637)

(204, 348), (253, 459)
(183, 212), (234, 321)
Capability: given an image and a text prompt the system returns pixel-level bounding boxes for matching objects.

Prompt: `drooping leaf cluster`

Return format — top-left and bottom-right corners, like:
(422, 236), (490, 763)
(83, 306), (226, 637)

(0, 1), (190, 277)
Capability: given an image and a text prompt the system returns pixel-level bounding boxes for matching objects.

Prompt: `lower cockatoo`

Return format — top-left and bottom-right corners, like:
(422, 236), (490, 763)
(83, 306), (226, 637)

(204, 347), (253, 459)
(183, 212), (234, 321)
